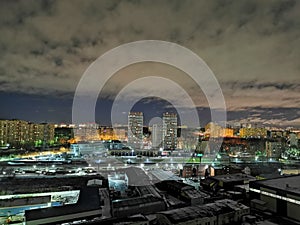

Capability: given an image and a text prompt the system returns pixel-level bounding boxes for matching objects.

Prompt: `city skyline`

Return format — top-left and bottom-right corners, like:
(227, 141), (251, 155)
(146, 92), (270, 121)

(0, 0), (299, 128)
(0, 106), (299, 129)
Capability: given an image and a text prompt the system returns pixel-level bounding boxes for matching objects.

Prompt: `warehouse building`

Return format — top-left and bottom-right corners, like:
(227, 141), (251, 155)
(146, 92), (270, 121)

(156, 199), (249, 225)
(249, 175), (300, 222)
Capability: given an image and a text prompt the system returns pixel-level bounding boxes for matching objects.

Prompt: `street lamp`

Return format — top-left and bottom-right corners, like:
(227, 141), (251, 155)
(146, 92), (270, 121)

(196, 152), (203, 179)
(95, 159), (101, 172)
(194, 132), (204, 189)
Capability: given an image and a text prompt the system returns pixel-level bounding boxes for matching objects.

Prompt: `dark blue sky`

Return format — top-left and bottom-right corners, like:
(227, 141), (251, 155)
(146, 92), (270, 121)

(1, 91), (299, 128)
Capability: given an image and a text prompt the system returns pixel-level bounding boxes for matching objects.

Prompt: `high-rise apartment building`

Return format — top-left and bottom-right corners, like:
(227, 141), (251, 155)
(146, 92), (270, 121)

(152, 124), (163, 148)
(128, 112), (143, 149)
(28, 123), (55, 144)
(73, 123), (99, 141)
(0, 119), (28, 146)
(162, 112), (177, 150)
(0, 119), (55, 148)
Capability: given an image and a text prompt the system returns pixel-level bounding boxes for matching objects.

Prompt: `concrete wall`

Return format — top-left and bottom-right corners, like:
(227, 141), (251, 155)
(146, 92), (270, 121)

(260, 187), (277, 212)
(113, 200), (165, 218)
(287, 194), (300, 222)
(0, 196), (50, 207)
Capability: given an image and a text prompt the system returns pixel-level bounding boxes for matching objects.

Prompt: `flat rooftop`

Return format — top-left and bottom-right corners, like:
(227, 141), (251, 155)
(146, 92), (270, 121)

(150, 169), (182, 181)
(253, 175), (300, 195)
(25, 187), (101, 220)
(212, 173), (256, 183)
(183, 189), (210, 199)
(158, 199), (247, 224)
(112, 195), (163, 208)
(0, 174), (107, 195)
(125, 167), (150, 186)
(136, 185), (161, 198)
(156, 180), (194, 191)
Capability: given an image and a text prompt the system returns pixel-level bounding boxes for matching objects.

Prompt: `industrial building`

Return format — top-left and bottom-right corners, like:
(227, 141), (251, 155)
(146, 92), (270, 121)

(112, 195), (166, 218)
(125, 166), (151, 187)
(0, 174), (108, 223)
(201, 173), (256, 193)
(71, 140), (107, 156)
(156, 199), (249, 225)
(25, 187), (102, 225)
(249, 175), (300, 222)
(155, 180), (209, 206)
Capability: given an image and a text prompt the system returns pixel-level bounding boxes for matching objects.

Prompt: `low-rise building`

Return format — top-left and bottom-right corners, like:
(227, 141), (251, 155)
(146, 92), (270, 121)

(0, 174), (108, 222)
(250, 175), (300, 222)
(71, 141), (107, 156)
(156, 199), (249, 225)
(112, 196), (166, 218)
(25, 187), (102, 225)
(207, 173), (256, 190)
(155, 180), (209, 206)
(207, 165), (243, 177)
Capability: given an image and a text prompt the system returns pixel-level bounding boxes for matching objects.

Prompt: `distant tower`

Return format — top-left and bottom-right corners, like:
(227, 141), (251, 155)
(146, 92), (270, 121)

(128, 112), (143, 149)
(152, 124), (163, 148)
(162, 112), (177, 150)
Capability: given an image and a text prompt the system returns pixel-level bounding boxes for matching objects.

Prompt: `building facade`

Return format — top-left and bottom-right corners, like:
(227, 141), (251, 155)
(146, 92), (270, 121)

(98, 126), (117, 141)
(162, 112), (177, 150)
(73, 123), (99, 142)
(250, 175), (300, 222)
(156, 199), (249, 225)
(239, 127), (267, 138)
(0, 119), (55, 149)
(152, 124), (163, 148)
(128, 112), (143, 149)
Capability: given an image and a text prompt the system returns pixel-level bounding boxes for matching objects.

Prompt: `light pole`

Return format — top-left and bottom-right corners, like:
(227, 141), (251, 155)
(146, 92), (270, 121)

(193, 153), (202, 178)
(95, 159), (101, 172)
(195, 132), (204, 189)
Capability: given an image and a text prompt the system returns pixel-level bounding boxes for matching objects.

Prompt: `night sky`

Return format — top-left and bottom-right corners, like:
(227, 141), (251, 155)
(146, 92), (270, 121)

(0, 0), (299, 127)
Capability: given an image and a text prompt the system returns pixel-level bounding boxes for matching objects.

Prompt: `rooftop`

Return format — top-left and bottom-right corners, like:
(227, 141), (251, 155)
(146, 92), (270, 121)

(159, 205), (215, 224)
(136, 185), (161, 198)
(112, 195), (163, 209)
(125, 167), (150, 186)
(150, 169), (182, 181)
(25, 187), (101, 220)
(253, 175), (300, 195)
(212, 173), (256, 183)
(183, 189), (210, 199)
(158, 199), (247, 224)
(156, 180), (194, 191)
(0, 174), (107, 195)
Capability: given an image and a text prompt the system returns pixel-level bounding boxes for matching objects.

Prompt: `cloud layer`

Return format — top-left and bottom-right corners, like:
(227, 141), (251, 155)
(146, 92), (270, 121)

(0, 0), (299, 126)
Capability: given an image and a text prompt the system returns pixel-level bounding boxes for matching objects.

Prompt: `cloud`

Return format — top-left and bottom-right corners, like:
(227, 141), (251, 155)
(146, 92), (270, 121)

(226, 106), (300, 127)
(0, 0), (299, 125)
